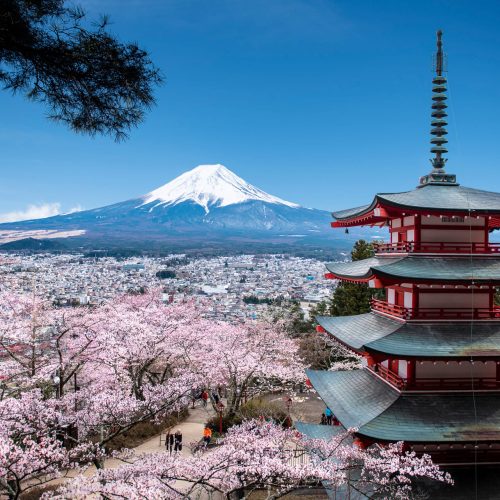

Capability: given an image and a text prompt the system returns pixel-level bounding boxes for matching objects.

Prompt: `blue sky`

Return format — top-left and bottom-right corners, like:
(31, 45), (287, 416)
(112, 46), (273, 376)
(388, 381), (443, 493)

(2, 0), (500, 220)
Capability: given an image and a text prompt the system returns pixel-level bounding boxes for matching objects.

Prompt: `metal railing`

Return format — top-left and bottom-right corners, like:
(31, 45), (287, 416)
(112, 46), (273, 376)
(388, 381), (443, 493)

(373, 241), (500, 254)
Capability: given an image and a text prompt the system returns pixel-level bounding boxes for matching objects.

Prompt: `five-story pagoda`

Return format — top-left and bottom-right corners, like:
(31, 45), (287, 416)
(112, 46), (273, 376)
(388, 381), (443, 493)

(309, 31), (500, 465)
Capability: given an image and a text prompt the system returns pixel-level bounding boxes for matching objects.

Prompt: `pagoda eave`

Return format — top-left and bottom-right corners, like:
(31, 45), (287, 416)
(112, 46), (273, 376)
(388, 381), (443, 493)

(325, 256), (500, 286)
(332, 187), (500, 229)
(317, 313), (500, 360)
(308, 369), (500, 444)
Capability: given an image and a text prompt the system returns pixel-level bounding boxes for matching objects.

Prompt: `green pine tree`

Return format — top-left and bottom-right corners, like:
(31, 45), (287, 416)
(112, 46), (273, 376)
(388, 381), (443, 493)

(328, 239), (377, 317)
(1, 1), (161, 140)
(350, 239), (375, 261)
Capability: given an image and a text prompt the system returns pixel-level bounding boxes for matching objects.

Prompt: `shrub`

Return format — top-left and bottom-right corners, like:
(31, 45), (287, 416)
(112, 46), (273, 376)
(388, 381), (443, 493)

(106, 408), (188, 451)
(206, 399), (290, 433)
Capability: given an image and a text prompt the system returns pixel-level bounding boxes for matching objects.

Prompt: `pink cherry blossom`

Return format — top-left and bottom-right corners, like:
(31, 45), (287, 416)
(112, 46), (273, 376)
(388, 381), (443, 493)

(51, 420), (452, 500)
(0, 291), (451, 499)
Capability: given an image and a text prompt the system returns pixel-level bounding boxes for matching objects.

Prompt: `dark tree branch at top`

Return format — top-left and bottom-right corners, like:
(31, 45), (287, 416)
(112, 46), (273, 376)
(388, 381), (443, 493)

(0, 0), (162, 140)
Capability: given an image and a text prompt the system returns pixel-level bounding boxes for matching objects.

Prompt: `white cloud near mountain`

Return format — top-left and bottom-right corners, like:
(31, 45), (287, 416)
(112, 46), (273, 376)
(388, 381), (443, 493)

(0, 203), (82, 223)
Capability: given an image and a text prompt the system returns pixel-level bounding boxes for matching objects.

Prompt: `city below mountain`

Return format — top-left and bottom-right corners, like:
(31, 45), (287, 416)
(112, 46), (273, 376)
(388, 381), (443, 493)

(0, 164), (381, 253)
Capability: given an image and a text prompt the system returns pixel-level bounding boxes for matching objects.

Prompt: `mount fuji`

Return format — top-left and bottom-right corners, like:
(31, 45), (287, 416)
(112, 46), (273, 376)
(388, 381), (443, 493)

(0, 164), (377, 251)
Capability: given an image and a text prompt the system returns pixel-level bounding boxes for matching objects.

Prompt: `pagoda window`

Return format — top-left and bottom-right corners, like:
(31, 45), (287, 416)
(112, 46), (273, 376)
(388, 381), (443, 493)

(385, 286), (413, 307)
(397, 359), (411, 379)
(391, 218), (402, 229)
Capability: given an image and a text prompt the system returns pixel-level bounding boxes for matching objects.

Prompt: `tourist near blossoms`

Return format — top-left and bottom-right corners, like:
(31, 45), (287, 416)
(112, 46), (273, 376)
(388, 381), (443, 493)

(0, 290), (452, 498)
(53, 421), (451, 499)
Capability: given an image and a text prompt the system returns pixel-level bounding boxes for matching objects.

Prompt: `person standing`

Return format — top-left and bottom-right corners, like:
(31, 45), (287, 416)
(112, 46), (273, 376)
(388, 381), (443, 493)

(320, 413), (327, 425)
(190, 388), (197, 409)
(212, 390), (220, 405)
(174, 430), (183, 453)
(165, 429), (174, 455)
(201, 390), (208, 407)
(203, 426), (212, 448)
(325, 407), (333, 425)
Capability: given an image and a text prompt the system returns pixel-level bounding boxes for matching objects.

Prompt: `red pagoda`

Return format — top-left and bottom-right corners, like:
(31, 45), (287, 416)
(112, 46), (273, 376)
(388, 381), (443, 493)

(307, 31), (500, 466)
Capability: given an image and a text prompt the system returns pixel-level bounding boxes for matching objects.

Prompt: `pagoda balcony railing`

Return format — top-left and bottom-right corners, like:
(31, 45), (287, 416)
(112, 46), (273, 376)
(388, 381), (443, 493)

(407, 377), (500, 391)
(368, 364), (405, 389)
(368, 364), (500, 391)
(374, 241), (500, 254)
(371, 298), (500, 320)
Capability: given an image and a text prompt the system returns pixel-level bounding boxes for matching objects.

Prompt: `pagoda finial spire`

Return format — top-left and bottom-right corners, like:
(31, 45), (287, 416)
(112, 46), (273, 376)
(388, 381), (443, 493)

(419, 30), (458, 187)
(436, 29), (444, 76)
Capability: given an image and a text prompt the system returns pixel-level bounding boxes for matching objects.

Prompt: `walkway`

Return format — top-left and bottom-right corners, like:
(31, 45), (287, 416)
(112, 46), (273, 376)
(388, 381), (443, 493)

(134, 402), (215, 457)
(31, 402), (216, 495)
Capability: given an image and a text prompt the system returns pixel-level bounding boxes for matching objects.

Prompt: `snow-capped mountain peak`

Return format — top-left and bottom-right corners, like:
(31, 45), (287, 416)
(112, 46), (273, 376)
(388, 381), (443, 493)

(141, 164), (300, 213)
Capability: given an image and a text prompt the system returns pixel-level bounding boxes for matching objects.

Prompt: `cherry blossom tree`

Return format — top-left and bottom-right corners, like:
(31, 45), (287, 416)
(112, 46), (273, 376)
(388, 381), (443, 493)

(88, 293), (202, 400)
(0, 389), (100, 499)
(52, 420), (452, 500)
(0, 291), (452, 499)
(0, 291), (208, 492)
(0, 292), (101, 399)
(179, 319), (305, 416)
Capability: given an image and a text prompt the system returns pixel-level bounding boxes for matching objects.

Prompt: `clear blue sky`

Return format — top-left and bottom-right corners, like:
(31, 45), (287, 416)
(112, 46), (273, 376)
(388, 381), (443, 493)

(2, 0), (500, 220)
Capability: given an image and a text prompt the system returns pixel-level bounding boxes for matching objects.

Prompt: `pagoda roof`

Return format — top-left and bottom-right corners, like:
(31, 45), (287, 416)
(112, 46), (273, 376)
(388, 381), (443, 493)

(325, 256), (500, 284)
(317, 313), (500, 359)
(333, 184), (500, 225)
(295, 422), (345, 441)
(307, 369), (500, 443)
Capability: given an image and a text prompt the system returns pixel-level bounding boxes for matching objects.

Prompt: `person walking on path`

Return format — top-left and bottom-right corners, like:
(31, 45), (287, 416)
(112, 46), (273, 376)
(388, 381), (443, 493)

(325, 407), (333, 425)
(190, 388), (198, 409)
(165, 429), (175, 455)
(174, 430), (183, 453)
(203, 426), (212, 448)
(211, 390), (220, 405)
(320, 413), (327, 425)
(201, 390), (209, 408)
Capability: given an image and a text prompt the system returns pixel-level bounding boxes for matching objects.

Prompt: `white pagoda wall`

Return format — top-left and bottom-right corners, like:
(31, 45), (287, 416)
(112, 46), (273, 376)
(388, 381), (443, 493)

(420, 215), (486, 243)
(389, 215), (488, 244)
(415, 360), (496, 378)
(418, 291), (489, 308)
(420, 228), (484, 243)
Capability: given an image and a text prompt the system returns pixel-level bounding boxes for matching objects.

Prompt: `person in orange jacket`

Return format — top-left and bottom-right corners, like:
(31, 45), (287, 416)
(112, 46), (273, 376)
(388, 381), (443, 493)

(203, 426), (212, 447)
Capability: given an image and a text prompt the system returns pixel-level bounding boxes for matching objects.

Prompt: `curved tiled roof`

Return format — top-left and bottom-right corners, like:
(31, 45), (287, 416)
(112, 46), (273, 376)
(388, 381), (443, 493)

(332, 184), (500, 221)
(316, 313), (400, 350)
(295, 422), (345, 441)
(308, 369), (500, 442)
(317, 313), (500, 358)
(306, 369), (399, 429)
(325, 256), (500, 283)
(363, 392), (500, 442)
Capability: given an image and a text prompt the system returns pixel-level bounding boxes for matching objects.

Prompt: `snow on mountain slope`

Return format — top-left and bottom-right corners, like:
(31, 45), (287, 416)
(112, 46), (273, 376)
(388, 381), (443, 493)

(141, 164), (300, 213)
(0, 163), (369, 249)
